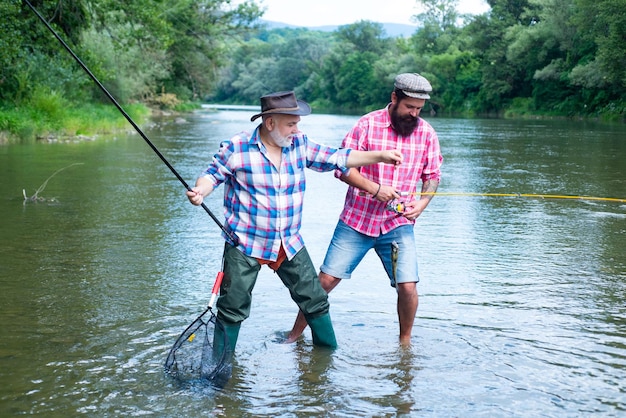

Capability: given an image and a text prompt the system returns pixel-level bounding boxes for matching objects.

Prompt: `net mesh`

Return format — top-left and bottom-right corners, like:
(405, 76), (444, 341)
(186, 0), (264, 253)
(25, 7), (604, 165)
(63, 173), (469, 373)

(165, 310), (231, 387)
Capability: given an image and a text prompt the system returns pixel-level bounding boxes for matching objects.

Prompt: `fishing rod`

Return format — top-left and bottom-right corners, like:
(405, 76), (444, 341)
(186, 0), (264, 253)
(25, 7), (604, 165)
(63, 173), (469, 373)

(360, 191), (626, 203)
(25, 0), (239, 245)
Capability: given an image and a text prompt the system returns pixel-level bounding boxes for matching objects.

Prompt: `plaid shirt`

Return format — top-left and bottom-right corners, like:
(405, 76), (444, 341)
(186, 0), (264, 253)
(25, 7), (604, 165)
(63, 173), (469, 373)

(338, 106), (443, 237)
(202, 126), (351, 261)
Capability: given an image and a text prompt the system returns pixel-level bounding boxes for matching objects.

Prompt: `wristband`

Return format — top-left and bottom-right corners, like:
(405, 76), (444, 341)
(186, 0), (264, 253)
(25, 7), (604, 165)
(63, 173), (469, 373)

(372, 183), (381, 198)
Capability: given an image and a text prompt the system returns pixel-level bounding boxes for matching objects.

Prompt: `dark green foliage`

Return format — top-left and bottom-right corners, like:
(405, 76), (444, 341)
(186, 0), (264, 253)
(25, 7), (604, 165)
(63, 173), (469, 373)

(2, 0), (262, 107)
(1, 0), (624, 138)
(213, 0), (622, 119)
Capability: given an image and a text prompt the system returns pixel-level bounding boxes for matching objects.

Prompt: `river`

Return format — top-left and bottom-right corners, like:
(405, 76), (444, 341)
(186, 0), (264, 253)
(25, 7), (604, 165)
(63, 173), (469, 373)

(1, 109), (625, 416)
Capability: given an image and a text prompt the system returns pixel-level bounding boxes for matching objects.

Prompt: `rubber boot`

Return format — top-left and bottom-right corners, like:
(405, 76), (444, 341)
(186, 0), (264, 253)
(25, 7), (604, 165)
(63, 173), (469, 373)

(307, 313), (338, 349)
(210, 320), (240, 387)
(213, 320), (240, 357)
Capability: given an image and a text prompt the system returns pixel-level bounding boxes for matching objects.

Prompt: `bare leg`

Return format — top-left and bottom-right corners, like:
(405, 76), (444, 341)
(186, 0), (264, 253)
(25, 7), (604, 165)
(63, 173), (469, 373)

(397, 282), (418, 346)
(285, 272), (341, 343)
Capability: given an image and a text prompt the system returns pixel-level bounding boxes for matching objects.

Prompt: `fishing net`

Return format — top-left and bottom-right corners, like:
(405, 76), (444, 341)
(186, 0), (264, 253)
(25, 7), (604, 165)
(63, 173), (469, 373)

(164, 273), (232, 387)
(164, 310), (231, 386)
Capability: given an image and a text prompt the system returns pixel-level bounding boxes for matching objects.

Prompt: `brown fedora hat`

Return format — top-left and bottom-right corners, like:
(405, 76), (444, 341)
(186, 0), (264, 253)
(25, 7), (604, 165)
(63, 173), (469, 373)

(250, 91), (311, 122)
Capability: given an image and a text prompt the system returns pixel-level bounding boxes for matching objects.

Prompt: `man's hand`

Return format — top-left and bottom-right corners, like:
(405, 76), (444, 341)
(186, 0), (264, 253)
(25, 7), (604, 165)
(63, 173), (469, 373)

(402, 199), (428, 221)
(380, 150), (402, 165)
(186, 177), (215, 206)
(186, 188), (204, 206)
(373, 185), (400, 202)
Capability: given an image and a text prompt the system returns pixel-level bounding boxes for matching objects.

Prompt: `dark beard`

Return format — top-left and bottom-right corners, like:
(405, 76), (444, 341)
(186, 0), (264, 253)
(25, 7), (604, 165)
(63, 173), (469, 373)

(390, 105), (418, 137)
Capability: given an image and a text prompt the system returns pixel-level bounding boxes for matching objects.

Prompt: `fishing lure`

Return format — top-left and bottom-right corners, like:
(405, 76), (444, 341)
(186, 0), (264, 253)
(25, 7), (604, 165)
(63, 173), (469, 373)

(390, 241), (399, 288)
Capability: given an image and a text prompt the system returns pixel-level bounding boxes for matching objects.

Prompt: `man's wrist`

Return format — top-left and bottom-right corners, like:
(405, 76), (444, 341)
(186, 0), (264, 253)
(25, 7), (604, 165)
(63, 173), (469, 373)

(371, 183), (381, 198)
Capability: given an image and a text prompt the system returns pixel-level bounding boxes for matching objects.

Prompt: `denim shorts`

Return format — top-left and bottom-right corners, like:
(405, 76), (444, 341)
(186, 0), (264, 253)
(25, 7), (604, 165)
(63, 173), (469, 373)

(320, 220), (419, 287)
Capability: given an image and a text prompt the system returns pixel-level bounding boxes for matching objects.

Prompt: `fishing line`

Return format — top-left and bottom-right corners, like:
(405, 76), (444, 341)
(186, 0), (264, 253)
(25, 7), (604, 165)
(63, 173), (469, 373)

(361, 190), (625, 214)
(359, 191), (625, 203)
(25, 0), (239, 245)
(400, 192), (626, 203)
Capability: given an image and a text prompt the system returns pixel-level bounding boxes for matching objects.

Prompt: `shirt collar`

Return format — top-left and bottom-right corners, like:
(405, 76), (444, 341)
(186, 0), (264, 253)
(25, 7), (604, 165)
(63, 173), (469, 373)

(250, 125), (263, 146)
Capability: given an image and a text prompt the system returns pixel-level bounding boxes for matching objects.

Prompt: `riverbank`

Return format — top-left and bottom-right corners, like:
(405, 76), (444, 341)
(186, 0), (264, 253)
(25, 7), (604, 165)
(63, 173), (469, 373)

(0, 100), (151, 145)
(0, 97), (202, 145)
(2, 99), (623, 145)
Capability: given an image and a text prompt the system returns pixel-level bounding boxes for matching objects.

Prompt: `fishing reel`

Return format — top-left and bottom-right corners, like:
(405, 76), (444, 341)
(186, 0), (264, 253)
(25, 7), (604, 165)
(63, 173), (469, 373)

(386, 199), (406, 214)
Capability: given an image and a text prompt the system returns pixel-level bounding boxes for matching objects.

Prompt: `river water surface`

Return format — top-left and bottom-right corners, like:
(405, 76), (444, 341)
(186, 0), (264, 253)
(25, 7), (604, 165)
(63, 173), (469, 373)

(1, 110), (625, 416)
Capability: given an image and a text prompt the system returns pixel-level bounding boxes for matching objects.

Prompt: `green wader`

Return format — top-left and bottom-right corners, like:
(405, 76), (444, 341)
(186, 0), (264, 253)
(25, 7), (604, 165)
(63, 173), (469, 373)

(210, 320), (240, 387)
(217, 243), (337, 349)
(306, 313), (337, 348)
(212, 320), (241, 358)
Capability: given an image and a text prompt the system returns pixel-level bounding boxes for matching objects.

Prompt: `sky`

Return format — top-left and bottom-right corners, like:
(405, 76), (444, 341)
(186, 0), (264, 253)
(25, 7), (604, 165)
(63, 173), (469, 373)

(255, 0), (491, 27)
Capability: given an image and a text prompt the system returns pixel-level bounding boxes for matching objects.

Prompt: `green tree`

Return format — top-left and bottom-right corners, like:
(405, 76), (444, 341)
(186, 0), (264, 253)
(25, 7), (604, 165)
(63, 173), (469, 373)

(426, 49), (481, 115)
(504, 0), (580, 113)
(212, 28), (333, 104)
(161, 0), (263, 100)
(571, 0), (626, 100)
(464, 0), (531, 113)
(1, 0), (92, 103)
(5, 0), (262, 106)
(333, 52), (379, 109)
(411, 0), (461, 54)
(416, 0), (461, 29)
(335, 20), (390, 54)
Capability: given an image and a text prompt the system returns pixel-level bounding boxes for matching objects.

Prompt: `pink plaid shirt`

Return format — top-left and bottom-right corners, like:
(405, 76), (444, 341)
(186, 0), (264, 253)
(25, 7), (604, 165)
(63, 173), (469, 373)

(338, 105), (443, 237)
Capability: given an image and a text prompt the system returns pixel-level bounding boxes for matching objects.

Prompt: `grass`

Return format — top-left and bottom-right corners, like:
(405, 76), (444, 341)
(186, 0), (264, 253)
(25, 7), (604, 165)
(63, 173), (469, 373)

(0, 92), (152, 144)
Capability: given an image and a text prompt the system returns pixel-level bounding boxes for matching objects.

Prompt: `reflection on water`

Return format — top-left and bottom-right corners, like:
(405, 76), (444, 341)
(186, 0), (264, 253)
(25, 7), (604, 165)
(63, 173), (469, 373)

(0, 112), (625, 416)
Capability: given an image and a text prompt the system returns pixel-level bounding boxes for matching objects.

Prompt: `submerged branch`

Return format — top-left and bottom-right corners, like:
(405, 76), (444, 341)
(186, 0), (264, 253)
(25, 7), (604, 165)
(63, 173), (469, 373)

(23, 163), (84, 202)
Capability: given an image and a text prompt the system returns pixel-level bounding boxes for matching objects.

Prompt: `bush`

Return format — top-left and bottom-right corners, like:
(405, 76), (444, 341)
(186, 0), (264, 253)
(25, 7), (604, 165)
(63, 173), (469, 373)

(504, 97), (536, 118)
(145, 93), (181, 110)
(27, 87), (69, 127)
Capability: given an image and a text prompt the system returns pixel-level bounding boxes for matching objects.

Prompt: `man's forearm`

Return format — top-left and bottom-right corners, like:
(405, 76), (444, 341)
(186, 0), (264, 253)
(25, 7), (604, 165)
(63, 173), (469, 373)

(340, 168), (379, 195)
(419, 179), (439, 203)
(345, 150), (384, 168)
(194, 176), (216, 197)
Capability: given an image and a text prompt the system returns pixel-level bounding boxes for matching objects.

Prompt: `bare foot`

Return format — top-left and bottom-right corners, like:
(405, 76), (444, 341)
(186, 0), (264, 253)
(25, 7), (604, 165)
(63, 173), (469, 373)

(399, 336), (412, 347)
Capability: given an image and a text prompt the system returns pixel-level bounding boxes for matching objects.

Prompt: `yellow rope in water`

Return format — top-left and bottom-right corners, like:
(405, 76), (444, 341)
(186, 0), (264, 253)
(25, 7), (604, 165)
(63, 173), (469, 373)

(408, 192), (626, 203)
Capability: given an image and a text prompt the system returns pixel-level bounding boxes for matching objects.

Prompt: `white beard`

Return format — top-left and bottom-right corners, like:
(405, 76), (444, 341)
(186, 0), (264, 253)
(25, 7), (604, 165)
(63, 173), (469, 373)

(269, 129), (293, 147)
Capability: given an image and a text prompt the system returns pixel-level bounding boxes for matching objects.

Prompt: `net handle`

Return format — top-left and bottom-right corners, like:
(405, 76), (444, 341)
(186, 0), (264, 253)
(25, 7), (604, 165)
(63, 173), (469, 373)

(208, 272), (224, 309)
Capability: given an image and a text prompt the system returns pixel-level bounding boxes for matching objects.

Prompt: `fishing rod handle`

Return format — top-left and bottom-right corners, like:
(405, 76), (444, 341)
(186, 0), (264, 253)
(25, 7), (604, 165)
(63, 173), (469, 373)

(357, 190), (412, 197)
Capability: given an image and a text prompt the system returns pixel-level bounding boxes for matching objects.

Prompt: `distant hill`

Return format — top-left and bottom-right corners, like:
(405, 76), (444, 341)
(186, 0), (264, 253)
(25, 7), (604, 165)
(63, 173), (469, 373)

(260, 20), (416, 38)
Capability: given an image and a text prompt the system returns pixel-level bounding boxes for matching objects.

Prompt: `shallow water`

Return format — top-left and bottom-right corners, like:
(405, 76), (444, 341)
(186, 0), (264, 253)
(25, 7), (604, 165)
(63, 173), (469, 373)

(1, 110), (625, 416)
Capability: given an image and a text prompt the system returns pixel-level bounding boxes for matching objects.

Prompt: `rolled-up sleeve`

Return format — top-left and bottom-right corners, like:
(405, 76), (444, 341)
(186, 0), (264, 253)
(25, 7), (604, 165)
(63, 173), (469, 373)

(305, 137), (351, 172)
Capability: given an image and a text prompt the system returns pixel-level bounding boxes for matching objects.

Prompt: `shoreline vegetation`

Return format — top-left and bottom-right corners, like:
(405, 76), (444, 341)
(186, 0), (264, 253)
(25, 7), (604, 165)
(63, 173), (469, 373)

(3, 1), (624, 144)
(0, 95), (202, 145)
(1, 97), (622, 146)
